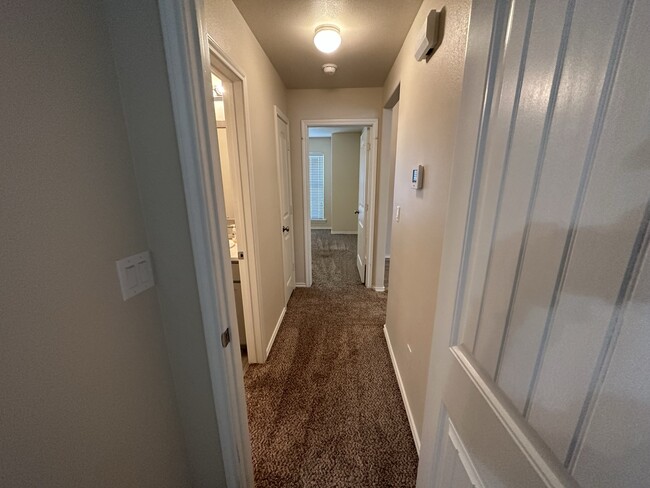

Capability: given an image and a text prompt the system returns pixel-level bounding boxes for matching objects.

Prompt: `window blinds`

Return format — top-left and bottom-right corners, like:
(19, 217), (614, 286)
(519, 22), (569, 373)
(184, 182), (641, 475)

(309, 152), (325, 220)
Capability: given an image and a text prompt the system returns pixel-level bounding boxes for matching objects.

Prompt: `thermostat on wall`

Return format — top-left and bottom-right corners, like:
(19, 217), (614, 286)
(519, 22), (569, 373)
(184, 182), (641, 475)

(411, 165), (424, 189)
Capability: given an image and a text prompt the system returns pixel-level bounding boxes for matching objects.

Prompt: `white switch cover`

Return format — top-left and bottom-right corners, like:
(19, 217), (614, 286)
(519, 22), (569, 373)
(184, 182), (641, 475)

(116, 251), (155, 300)
(395, 205), (401, 222)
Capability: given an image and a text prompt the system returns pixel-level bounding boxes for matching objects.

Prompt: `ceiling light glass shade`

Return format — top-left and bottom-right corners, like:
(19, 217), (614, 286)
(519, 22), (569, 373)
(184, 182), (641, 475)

(313, 25), (341, 53)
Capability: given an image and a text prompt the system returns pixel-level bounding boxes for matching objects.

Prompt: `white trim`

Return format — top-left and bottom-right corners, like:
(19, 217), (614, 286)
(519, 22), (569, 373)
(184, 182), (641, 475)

(448, 420), (486, 488)
(158, 1), (253, 486)
(295, 282), (307, 287)
(266, 306), (286, 358)
(373, 286), (386, 292)
(301, 119), (379, 288)
(364, 125), (378, 291)
(301, 130), (311, 286)
(451, 346), (574, 488)
(331, 230), (358, 235)
(207, 37), (264, 366)
(384, 325), (421, 454)
(311, 226), (332, 230)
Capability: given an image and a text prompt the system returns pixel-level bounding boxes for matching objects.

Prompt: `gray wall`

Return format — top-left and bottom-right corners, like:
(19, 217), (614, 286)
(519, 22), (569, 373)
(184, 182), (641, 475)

(102, 1), (227, 486)
(0, 1), (192, 486)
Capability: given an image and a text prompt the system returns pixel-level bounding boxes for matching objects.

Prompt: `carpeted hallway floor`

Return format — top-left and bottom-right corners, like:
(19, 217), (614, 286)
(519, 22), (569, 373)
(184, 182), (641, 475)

(244, 229), (418, 487)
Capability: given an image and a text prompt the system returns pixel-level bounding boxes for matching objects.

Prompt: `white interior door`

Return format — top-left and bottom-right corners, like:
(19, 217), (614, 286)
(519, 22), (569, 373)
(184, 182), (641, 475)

(356, 128), (369, 283)
(275, 109), (295, 304)
(422, 1), (650, 487)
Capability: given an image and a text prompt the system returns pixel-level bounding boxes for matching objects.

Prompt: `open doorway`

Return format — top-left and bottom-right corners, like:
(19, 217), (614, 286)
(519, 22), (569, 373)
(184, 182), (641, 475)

(382, 99), (400, 291)
(370, 86), (401, 293)
(208, 41), (265, 366)
(301, 119), (379, 288)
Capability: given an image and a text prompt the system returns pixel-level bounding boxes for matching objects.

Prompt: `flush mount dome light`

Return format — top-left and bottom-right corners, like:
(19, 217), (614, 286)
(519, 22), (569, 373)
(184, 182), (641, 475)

(313, 25), (341, 53)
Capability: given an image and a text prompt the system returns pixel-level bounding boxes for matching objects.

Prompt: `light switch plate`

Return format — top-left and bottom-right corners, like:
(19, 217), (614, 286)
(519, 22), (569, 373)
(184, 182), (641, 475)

(116, 251), (155, 300)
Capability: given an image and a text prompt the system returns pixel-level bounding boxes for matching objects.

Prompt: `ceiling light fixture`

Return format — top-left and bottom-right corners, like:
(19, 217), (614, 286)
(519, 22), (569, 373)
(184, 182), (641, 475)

(313, 25), (341, 53)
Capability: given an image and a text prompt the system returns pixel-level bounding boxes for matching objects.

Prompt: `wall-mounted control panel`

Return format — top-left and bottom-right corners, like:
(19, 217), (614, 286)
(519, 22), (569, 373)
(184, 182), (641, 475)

(411, 165), (424, 190)
(116, 251), (155, 301)
(415, 10), (441, 61)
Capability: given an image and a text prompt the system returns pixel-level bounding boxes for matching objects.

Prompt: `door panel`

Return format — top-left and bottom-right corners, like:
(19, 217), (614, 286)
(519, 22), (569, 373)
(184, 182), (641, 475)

(572, 244), (650, 487)
(356, 128), (369, 283)
(495, 0), (626, 414)
(276, 111), (295, 304)
(470, 0), (570, 378)
(429, 0), (649, 487)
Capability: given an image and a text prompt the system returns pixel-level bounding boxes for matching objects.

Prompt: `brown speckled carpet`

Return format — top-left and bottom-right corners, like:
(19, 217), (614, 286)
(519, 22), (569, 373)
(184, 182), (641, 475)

(244, 230), (418, 487)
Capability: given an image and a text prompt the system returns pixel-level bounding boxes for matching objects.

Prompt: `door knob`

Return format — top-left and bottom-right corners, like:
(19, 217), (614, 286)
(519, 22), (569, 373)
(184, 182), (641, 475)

(282, 226), (290, 233)
(354, 210), (360, 215)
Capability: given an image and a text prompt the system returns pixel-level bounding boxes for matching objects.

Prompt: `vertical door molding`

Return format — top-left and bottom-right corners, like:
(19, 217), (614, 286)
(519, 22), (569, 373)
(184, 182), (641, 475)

(158, 0), (253, 486)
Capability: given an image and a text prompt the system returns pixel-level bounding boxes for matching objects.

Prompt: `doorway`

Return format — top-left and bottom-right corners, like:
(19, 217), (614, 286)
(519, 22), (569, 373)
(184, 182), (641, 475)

(301, 119), (379, 288)
(370, 85), (401, 293)
(209, 40), (265, 366)
(381, 98), (400, 291)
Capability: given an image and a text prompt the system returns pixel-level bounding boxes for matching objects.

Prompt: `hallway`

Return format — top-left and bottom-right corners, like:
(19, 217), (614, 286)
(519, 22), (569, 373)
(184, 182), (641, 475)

(244, 230), (418, 487)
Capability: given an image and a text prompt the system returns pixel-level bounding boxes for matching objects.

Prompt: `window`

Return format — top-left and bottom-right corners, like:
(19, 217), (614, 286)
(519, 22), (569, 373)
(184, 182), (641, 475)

(309, 152), (325, 220)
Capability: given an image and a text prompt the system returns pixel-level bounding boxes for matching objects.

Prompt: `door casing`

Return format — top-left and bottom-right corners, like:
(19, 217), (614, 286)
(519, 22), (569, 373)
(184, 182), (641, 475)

(209, 39), (265, 366)
(300, 119), (379, 288)
(158, 1), (255, 486)
(356, 127), (370, 283)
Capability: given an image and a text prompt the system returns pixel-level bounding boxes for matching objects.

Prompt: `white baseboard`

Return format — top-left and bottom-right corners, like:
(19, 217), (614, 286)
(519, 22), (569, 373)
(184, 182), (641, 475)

(374, 286), (386, 292)
(295, 282), (308, 288)
(384, 324), (421, 454)
(311, 226), (331, 230)
(266, 306), (286, 359)
(331, 230), (357, 235)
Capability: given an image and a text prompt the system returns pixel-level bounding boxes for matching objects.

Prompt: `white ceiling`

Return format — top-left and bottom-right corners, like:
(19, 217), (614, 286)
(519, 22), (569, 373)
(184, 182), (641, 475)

(308, 126), (366, 137)
(232, 0), (424, 89)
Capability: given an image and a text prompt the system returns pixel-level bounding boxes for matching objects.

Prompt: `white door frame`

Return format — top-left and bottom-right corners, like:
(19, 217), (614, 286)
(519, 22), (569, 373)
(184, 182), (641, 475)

(301, 119), (379, 287)
(208, 38), (265, 365)
(374, 87), (400, 292)
(274, 106), (296, 303)
(159, 1), (253, 486)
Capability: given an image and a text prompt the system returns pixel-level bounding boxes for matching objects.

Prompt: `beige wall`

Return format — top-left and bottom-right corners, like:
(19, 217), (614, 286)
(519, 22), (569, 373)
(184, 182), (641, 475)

(204, 0), (289, 349)
(308, 137), (332, 228)
(382, 0), (472, 439)
(287, 88), (383, 283)
(331, 132), (362, 233)
(0, 2), (192, 486)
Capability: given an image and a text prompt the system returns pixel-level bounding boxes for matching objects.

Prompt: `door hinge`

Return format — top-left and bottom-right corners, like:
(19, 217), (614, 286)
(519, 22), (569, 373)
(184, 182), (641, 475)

(221, 327), (231, 348)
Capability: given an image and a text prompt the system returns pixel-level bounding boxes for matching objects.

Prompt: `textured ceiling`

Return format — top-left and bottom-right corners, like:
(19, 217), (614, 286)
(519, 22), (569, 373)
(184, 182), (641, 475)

(232, 0), (424, 89)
